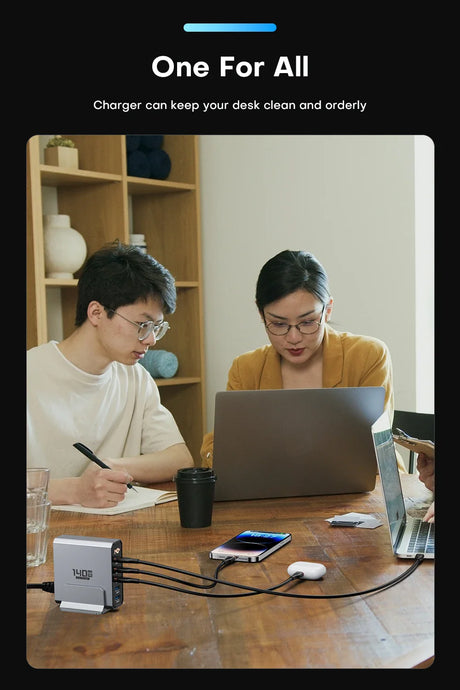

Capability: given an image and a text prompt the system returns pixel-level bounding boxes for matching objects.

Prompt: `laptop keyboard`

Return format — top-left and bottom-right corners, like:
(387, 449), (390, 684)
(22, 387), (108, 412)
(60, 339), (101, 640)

(409, 520), (435, 554)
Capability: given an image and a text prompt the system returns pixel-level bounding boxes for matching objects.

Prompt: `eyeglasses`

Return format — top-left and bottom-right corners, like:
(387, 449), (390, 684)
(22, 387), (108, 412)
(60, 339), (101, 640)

(264, 304), (326, 337)
(107, 309), (170, 341)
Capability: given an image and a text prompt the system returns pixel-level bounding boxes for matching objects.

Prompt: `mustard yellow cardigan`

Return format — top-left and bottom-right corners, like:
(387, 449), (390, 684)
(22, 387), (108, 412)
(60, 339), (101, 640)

(201, 325), (399, 466)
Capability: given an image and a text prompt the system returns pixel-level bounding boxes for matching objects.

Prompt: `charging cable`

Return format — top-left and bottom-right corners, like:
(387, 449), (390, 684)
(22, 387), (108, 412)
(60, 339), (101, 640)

(112, 553), (425, 599)
(113, 554), (300, 597)
(118, 555), (240, 590)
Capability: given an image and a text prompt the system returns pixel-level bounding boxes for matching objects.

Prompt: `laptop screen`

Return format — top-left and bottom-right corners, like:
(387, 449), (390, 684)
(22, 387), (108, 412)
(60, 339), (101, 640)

(371, 412), (406, 547)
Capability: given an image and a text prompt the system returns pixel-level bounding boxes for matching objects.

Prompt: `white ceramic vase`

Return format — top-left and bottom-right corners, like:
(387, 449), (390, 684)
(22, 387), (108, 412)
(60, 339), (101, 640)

(43, 214), (87, 279)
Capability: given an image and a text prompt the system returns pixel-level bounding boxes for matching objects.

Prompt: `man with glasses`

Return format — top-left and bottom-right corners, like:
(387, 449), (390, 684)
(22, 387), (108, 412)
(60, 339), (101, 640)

(201, 249), (398, 467)
(27, 241), (193, 508)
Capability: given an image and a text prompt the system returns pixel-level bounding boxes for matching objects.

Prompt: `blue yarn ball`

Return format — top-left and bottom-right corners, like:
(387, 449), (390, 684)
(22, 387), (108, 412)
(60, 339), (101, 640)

(139, 350), (178, 378)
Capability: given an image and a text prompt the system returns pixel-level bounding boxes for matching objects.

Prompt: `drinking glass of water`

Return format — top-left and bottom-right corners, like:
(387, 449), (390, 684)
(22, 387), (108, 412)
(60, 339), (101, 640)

(26, 468), (50, 499)
(27, 492), (51, 567)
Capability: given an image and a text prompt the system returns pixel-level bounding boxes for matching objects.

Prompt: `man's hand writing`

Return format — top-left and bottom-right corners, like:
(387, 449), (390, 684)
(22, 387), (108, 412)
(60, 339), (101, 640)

(79, 465), (134, 508)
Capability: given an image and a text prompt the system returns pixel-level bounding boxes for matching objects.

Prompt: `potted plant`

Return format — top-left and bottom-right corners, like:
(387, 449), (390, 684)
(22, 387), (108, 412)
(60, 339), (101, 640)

(44, 135), (79, 169)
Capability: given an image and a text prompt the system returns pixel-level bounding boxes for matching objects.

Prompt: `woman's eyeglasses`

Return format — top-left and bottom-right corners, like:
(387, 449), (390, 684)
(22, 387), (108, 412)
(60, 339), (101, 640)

(264, 304), (326, 336)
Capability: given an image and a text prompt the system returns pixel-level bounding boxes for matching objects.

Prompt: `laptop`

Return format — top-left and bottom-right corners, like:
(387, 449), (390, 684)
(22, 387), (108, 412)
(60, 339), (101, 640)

(371, 411), (434, 559)
(212, 387), (385, 501)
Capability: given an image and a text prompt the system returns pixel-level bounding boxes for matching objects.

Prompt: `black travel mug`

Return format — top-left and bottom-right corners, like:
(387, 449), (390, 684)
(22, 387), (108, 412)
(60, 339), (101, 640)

(174, 467), (217, 528)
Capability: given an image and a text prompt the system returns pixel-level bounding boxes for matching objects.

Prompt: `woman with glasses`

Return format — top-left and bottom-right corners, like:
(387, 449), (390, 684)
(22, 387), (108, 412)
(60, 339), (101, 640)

(201, 249), (397, 465)
(27, 242), (193, 508)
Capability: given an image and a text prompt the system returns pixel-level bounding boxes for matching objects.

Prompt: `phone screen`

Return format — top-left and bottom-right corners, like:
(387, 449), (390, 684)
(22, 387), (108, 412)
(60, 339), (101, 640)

(209, 530), (291, 562)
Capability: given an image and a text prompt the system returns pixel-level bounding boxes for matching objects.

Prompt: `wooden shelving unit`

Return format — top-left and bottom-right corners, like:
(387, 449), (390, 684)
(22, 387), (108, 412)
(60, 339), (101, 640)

(26, 135), (206, 462)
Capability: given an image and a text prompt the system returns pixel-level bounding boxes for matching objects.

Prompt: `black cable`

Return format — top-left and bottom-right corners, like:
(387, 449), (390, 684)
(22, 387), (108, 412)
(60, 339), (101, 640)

(115, 555), (299, 594)
(116, 574), (302, 598)
(26, 581), (55, 593)
(114, 553), (424, 599)
(114, 555), (237, 590)
(115, 554), (302, 594)
(116, 555), (237, 586)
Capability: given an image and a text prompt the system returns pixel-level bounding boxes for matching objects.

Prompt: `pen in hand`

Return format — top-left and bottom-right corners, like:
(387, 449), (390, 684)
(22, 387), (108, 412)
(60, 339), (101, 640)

(73, 442), (138, 492)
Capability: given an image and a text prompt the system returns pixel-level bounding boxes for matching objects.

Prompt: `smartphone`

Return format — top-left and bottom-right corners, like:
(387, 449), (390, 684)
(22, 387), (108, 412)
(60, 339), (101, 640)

(209, 530), (292, 562)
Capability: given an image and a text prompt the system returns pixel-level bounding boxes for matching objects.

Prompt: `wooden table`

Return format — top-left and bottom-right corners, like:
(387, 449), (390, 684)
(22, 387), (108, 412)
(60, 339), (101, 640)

(26, 475), (434, 670)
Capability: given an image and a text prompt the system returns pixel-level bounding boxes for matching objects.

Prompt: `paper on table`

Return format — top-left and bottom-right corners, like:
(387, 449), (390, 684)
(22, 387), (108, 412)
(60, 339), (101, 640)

(51, 486), (177, 515)
(326, 512), (382, 529)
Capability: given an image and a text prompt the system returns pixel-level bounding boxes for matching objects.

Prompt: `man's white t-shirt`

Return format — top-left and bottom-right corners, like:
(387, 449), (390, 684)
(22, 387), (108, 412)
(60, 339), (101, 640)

(27, 341), (185, 478)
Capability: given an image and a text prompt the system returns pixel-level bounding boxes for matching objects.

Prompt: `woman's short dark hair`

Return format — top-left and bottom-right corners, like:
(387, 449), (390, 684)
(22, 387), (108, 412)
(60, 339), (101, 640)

(75, 241), (176, 327)
(255, 250), (330, 313)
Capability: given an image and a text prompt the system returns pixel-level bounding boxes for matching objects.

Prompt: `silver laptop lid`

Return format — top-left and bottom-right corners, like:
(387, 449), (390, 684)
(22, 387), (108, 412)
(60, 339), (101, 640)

(213, 387), (385, 501)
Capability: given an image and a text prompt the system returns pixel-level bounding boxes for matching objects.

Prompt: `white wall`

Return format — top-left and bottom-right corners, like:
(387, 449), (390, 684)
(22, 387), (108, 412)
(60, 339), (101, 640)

(414, 136), (434, 411)
(199, 135), (434, 432)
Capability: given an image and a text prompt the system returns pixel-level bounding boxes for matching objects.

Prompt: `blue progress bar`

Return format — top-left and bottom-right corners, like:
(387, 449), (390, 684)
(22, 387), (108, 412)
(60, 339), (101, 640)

(183, 23), (277, 32)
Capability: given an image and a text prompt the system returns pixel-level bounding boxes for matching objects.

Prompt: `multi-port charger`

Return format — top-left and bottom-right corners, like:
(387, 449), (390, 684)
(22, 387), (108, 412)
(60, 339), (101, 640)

(53, 535), (123, 615)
